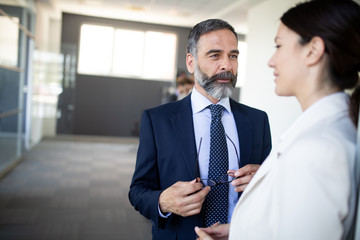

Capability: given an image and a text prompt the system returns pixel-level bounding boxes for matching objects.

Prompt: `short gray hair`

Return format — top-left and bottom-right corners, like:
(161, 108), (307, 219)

(187, 19), (238, 57)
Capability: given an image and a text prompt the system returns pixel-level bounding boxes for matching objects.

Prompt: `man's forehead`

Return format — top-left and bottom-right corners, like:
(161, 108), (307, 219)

(197, 30), (238, 51)
(197, 42), (238, 56)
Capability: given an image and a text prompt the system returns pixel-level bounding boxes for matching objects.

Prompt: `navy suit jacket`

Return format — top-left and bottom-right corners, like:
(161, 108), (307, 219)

(129, 94), (272, 240)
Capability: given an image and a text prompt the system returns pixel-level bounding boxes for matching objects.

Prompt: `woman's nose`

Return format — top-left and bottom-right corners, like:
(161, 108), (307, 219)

(268, 54), (275, 68)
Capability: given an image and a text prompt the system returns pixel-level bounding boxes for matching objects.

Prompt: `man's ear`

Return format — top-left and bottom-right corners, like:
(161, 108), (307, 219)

(305, 36), (326, 66)
(186, 53), (195, 73)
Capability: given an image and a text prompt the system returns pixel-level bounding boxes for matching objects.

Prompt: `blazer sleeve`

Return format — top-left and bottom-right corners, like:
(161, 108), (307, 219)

(261, 112), (272, 161)
(128, 110), (169, 229)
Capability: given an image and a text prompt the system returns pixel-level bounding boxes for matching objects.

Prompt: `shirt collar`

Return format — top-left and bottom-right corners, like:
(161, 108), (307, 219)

(191, 86), (231, 114)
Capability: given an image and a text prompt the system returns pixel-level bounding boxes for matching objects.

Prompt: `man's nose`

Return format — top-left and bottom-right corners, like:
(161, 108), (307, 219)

(220, 57), (232, 71)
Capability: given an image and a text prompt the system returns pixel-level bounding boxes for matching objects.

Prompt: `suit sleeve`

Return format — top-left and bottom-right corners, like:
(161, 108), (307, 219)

(261, 113), (272, 162)
(128, 110), (169, 229)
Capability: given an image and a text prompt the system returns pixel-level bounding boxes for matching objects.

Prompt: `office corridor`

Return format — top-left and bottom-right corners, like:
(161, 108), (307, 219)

(0, 136), (151, 240)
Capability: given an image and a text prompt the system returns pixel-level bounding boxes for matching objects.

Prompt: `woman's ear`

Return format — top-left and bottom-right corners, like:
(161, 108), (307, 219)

(186, 53), (195, 73)
(305, 36), (326, 66)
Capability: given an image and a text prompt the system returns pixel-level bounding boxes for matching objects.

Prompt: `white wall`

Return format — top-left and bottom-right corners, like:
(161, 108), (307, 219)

(241, 0), (302, 146)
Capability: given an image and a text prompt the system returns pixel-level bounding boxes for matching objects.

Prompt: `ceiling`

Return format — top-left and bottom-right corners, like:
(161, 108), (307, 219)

(3, 0), (360, 34)
(36, 0), (267, 34)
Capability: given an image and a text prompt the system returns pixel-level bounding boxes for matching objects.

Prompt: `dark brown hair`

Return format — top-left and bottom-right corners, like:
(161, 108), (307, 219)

(281, 0), (360, 126)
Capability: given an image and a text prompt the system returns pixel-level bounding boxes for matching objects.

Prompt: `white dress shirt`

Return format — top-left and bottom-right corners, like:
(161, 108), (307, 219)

(191, 86), (240, 222)
(229, 92), (357, 239)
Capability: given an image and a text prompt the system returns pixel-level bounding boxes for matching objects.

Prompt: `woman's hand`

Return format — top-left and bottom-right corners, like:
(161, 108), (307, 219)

(195, 222), (230, 240)
(229, 164), (260, 192)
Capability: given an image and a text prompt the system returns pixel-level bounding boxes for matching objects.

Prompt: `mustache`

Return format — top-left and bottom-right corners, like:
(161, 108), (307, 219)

(203, 71), (237, 88)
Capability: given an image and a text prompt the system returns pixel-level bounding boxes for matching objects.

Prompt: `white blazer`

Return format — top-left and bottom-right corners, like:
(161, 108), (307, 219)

(229, 92), (357, 240)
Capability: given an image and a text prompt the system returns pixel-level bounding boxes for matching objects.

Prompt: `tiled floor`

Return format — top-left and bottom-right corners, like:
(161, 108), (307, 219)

(0, 136), (152, 240)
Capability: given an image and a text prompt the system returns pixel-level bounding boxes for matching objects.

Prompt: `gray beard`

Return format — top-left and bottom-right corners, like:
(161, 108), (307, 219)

(194, 64), (237, 100)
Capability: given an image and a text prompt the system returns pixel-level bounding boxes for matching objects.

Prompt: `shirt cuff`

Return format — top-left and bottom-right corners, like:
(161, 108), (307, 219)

(158, 203), (171, 218)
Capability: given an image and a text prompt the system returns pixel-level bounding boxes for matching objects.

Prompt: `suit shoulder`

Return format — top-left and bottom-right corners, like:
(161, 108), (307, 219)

(230, 99), (268, 117)
(145, 101), (177, 113)
(144, 96), (190, 117)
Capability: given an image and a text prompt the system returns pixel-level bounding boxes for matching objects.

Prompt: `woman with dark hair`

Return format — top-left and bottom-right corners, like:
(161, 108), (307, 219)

(195, 0), (360, 239)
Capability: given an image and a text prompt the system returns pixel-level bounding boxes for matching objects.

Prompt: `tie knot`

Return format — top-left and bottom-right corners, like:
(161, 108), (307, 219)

(209, 104), (224, 119)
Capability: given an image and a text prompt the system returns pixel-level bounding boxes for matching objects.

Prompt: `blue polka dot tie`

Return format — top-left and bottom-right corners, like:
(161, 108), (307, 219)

(204, 104), (228, 227)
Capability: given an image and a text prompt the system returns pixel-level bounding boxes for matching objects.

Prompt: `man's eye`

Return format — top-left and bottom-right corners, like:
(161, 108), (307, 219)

(230, 54), (238, 59)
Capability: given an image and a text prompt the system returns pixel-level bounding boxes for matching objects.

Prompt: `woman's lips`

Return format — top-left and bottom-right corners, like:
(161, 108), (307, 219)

(273, 72), (279, 81)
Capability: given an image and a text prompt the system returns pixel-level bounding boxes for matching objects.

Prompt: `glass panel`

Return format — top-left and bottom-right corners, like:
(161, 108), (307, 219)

(0, 16), (19, 67)
(0, 4), (34, 176)
(113, 29), (144, 77)
(77, 24), (114, 75)
(32, 50), (63, 118)
(0, 110), (20, 170)
(143, 31), (177, 80)
(0, 68), (20, 112)
(0, 68), (21, 168)
(31, 50), (63, 145)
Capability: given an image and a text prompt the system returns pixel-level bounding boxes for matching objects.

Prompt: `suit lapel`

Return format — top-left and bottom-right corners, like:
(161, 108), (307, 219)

(171, 95), (198, 178)
(230, 100), (253, 167)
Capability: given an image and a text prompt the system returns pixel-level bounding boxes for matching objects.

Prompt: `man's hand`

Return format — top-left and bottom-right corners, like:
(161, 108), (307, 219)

(229, 164), (260, 192)
(159, 178), (210, 217)
(195, 222), (230, 240)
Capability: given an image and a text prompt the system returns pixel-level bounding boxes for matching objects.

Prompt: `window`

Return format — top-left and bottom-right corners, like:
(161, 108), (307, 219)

(78, 24), (114, 75)
(0, 16), (19, 66)
(142, 31), (177, 80)
(112, 29), (144, 77)
(78, 24), (177, 81)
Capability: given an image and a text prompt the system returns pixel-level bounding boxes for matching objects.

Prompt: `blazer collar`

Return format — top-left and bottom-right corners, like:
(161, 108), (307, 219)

(170, 94), (198, 178)
(230, 99), (253, 167)
(239, 92), (351, 202)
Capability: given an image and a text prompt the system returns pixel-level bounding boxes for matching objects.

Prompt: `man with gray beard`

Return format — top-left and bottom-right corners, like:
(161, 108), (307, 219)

(129, 19), (272, 240)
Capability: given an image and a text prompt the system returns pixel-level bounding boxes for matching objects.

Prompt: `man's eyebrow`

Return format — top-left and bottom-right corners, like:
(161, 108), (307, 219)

(205, 49), (222, 55)
(205, 49), (239, 55)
